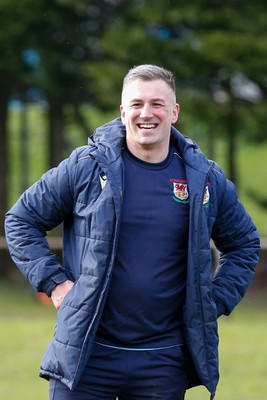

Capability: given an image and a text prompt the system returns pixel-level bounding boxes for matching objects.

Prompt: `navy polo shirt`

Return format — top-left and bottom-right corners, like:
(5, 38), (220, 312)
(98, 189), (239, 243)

(97, 145), (189, 348)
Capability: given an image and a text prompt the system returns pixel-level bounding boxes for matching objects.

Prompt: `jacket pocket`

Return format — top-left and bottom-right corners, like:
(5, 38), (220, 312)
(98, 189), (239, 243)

(55, 274), (101, 346)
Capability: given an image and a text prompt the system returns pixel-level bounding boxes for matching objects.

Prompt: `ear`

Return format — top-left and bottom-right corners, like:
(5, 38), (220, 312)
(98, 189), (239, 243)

(120, 105), (126, 124)
(171, 103), (180, 124)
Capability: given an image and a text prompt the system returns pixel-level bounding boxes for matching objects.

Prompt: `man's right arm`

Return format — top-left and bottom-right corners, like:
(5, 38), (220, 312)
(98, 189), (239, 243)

(5, 153), (77, 296)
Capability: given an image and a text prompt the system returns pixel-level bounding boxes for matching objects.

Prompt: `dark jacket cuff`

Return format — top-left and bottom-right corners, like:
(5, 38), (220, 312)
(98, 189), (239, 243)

(42, 272), (69, 297)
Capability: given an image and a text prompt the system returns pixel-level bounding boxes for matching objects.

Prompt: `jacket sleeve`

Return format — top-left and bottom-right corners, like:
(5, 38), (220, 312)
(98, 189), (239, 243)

(4, 150), (78, 296)
(211, 171), (260, 317)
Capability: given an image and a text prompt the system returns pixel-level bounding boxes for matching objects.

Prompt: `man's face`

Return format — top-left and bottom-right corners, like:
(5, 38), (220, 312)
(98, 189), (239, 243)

(120, 79), (179, 158)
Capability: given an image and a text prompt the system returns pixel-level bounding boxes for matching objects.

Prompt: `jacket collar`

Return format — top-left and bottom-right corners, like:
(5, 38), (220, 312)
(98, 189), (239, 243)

(170, 125), (213, 175)
(88, 118), (125, 163)
(89, 117), (213, 175)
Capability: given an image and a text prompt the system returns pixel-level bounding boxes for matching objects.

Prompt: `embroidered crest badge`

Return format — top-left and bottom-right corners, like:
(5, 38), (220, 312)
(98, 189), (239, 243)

(172, 182), (189, 203)
(203, 185), (210, 206)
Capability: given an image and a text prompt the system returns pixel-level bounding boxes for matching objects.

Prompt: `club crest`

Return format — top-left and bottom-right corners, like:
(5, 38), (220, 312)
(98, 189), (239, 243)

(172, 182), (189, 203)
(203, 185), (210, 207)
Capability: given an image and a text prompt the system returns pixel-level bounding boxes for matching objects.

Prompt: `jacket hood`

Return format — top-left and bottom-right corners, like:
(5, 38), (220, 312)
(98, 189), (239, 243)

(88, 118), (126, 163)
(170, 125), (213, 174)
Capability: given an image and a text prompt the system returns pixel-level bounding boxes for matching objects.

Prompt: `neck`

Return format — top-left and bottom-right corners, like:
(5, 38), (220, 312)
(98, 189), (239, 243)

(126, 142), (169, 163)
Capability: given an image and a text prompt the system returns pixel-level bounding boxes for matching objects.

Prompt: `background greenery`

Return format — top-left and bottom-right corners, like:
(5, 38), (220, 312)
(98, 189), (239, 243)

(1, 0), (267, 234)
(8, 104), (267, 237)
(1, 1), (267, 399)
(1, 282), (267, 400)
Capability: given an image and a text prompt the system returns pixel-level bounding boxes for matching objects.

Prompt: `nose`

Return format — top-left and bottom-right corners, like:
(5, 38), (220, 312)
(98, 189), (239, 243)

(139, 104), (153, 119)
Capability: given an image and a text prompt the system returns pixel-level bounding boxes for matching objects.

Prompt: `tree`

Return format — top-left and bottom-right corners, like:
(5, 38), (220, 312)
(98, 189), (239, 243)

(0, 0), (121, 234)
(0, 0), (35, 234)
(2, 0), (267, 235)
(0, 0), (124, 278)
(88, 0), (267, 184)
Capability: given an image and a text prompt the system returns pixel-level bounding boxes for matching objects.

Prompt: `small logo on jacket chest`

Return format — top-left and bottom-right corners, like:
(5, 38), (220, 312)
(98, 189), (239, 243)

(203, 183), (211, 208)
(170, 179), (189, 203)
(170, 179), (211, 207)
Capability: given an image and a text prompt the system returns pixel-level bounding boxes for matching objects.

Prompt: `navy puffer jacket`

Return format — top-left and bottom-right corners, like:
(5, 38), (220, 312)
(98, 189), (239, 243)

(5, 118), (260, 398)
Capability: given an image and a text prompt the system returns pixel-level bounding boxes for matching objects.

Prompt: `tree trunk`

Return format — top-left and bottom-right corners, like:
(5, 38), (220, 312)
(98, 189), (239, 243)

(206, 128), (215, 161)
(19, 95), (29, 193)
(0, 84), (12, 278)
(227, 130), (237, 184)
(226, 109), (238, 187)
(48, 97), (65, 168)
(0, 88), (9, 235)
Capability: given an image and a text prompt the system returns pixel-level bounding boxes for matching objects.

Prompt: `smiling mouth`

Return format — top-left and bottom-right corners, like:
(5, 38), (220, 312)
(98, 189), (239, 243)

(137, 123), (158, 129)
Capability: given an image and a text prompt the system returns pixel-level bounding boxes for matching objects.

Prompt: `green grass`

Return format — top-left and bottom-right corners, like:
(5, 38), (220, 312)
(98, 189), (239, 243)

(187, 297), (267, 400)
(1, 282), (267, 400)
(0, 282), (55, 400)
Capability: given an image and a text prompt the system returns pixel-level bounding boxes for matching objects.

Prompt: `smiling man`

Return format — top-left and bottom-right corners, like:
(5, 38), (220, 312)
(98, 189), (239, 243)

(5, 64), (260, 400)
(120, 74), (179, 162)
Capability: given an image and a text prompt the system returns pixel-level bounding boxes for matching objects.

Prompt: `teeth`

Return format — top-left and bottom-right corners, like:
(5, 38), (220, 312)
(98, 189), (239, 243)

(139, 124), (156, 129)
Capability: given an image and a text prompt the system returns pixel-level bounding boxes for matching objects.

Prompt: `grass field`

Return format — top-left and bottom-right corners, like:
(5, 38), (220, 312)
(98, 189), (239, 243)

(1, 282), (267, 400)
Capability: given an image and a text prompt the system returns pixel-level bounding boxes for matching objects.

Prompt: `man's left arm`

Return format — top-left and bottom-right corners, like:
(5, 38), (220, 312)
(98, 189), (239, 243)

(211, 178), (260, 318)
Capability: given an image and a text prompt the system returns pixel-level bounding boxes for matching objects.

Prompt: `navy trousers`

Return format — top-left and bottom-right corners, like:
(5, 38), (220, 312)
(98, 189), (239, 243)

(49, 342), (188, 400)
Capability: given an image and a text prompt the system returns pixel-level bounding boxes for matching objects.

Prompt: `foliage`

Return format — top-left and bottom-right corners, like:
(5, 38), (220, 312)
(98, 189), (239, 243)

(90, 0), (267, 183)
(2, 0), (267, 227)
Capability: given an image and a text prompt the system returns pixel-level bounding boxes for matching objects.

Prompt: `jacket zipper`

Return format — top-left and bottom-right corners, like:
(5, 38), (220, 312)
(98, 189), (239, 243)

(195, 163), (216, 396)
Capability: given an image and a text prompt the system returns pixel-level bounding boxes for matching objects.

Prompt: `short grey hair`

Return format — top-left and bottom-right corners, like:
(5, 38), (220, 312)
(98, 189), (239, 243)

(122, 64), (176, 93)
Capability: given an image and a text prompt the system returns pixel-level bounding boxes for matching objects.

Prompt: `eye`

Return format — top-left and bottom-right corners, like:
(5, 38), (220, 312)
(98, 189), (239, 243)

(153, 102), (164, 108)
(131, 102), (142, 108)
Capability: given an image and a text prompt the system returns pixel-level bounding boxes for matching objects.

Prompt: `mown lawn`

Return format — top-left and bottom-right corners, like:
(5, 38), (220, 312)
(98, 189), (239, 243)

(187, 295), (267, 400)
(1, 282), (267, 400)
(0, 282), (55, 400)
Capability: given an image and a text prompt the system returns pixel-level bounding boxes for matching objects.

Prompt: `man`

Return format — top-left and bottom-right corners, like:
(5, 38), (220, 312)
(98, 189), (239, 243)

(5, 64), (260, 399)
